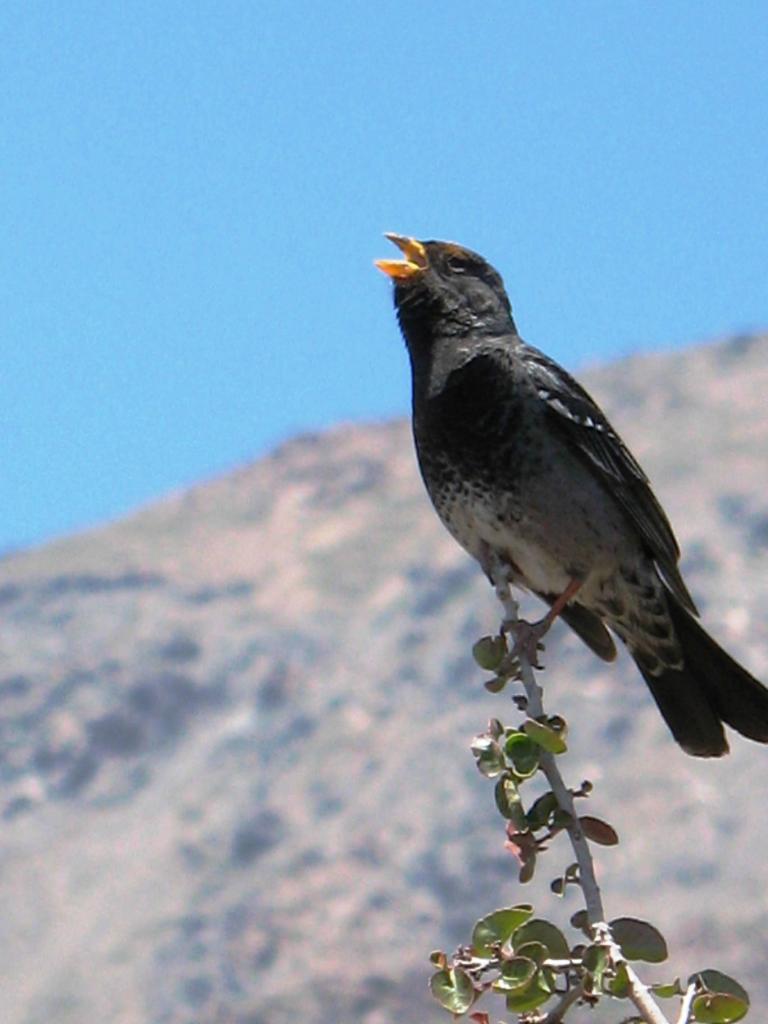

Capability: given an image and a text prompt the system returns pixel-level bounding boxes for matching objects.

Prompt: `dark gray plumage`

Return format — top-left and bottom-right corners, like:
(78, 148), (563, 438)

(377, 234), (768, 757)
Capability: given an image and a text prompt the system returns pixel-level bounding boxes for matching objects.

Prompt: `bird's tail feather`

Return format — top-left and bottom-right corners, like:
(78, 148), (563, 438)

(636, 597), (768, 758)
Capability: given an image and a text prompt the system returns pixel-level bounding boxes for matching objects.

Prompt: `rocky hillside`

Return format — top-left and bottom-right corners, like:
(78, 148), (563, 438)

(1, 333), (767, 1024)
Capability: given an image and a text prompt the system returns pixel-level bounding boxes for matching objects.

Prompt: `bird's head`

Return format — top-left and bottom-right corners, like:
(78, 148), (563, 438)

(375, 234), (516, 351)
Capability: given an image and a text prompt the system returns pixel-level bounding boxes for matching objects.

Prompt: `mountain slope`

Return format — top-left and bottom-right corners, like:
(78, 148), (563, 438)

(1, 334), (768, 1024)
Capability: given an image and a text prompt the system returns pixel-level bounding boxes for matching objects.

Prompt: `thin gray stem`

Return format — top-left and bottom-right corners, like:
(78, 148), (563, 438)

(520, 650), (606, 925)
(540, 982), (585, 1023)
(488, 557), (670, 1024)
(675, 982), (697, 1024)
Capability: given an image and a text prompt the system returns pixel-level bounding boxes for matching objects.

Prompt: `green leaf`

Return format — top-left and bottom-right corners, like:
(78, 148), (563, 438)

(550, 863), (577, 895)
(515, 941), (549, 966)
(692, 993), (749, 1023)
(512, 919), (570, 960)
(523, 718), (568, 754)
(550, 876), (565, 896)
(430, 967), (476, 1015)
(551, 808), (574, 829)
(527, 791), (558, 830)
(429, 950), (447, 968)
(605, 960), (630, 998)
(504, 732), (540, 778)
(583, 943), (609, 974)
(495, 778), (514, 819)
(471, 905), (534, 957)
(472, 635), (506, 671)
(652, 979), (683, 999)
(495, 777), (528, 830)
(570, 909), (590, 937)
(579, 815), (619, 846)
(583, 943), (610, 991)
(492, 956), (537, 993)
(609, 917), (668, 963)
(690, 972), (750, 1021)
(693, 971), (749, 1005)
(470, 736), (505, 778)
(547, 714), (568, 738)
(504, 967), (554, 1013)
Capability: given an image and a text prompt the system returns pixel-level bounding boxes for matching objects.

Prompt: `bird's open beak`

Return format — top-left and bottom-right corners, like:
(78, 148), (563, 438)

(375, 233), (429, 280)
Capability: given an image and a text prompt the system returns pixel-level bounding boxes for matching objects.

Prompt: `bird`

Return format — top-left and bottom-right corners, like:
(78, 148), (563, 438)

(375, 232), (768, 757)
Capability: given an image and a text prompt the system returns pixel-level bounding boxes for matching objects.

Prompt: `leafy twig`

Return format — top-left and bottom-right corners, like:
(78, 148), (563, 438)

(488, 556), (670, 1024)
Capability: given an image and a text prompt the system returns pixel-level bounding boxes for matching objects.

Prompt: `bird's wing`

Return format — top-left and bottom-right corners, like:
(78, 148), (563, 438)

(521, 344), (697, 613)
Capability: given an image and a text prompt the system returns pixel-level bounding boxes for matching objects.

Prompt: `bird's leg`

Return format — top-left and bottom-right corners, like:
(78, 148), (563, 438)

(540, 576), (584, 628)
(507, 578), (584, 668)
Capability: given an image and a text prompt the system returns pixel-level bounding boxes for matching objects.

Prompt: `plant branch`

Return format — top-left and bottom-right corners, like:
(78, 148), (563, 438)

(675, 982), (697, 1024)
(488, 557), (605, 923)
(593, 925), (670, 1024)
(487, 556), (671, 1024)
(540, 982), (585, 1023)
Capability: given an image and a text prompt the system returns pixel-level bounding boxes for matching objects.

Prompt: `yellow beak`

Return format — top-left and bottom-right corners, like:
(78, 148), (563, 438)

(374, 233), (429, 280)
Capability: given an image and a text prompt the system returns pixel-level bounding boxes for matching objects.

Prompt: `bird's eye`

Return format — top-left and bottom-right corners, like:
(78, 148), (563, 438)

(446, 254), (470, 273)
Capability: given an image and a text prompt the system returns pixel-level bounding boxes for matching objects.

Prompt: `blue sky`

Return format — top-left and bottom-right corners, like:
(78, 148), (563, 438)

(2, 2), (767, 551)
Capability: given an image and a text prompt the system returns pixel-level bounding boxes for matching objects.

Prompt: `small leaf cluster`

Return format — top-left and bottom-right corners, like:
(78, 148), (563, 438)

(430, 903), (678, 1018)
(652, 972), (751, 1023)
(430, 897), (749, 1022)
(470, 714), (607, 888)
(429, 903), (565, 1017)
